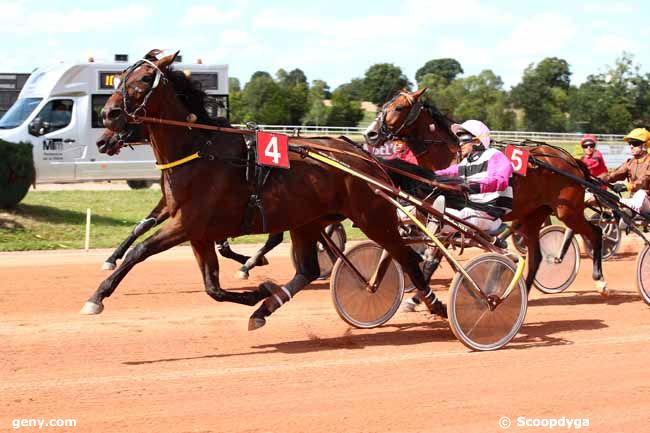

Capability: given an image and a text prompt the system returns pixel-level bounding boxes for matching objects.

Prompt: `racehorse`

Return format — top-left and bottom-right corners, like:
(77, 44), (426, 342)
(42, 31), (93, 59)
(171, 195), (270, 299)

(81, 50), (443, 329)
(97, 127), (277, 278)
(365, 89), (606, 293)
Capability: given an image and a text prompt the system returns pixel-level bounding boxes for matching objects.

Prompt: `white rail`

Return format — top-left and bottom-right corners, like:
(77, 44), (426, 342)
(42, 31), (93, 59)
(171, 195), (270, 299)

(233, 124), (626, 143)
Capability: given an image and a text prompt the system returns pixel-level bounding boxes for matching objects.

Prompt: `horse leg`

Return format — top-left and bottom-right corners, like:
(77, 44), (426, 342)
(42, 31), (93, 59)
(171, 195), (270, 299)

(249, 227), (319, 330)
(217, 239), (252, 265)
(191, 240), (273, 307)
(558, 206), (606, 294)
(102, 198), (169, 270)
(519, 208), (552, 293)
(234, 232), (284, 280)
(80, 218), (187, 315)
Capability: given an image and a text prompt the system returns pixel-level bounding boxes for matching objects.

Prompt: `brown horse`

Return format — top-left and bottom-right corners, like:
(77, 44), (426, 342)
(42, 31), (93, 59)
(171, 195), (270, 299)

(364, 89), (605, 292)
(80, 51), (446, 329)
(97, 127), (276, 277)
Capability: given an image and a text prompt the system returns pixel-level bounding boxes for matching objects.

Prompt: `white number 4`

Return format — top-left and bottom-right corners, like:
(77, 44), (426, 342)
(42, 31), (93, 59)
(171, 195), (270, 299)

(510, 148), (524, 171)
(265, 137), (281, 164)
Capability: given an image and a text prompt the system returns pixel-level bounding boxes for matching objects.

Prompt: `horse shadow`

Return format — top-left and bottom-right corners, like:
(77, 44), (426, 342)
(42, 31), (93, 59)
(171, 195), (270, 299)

(122, 314), (607, 365)
(506, 318), (607, 350)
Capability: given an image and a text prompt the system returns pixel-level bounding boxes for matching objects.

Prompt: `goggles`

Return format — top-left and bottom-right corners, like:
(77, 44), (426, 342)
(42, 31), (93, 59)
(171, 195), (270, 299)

(457, 133), (477, 145)
(581, 141), (596, 149)
(628, 139), (645, 148)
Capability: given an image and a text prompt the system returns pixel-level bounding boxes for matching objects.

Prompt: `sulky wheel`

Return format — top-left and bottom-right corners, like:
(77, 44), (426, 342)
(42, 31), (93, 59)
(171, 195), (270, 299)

(584, 212), (621, 261)
(533, 225), (580, 294)
(291, 223), (346, 279)
(330, 241), (404, 329)
(636, 244), (650, 306)
(447, 253), (527, 351)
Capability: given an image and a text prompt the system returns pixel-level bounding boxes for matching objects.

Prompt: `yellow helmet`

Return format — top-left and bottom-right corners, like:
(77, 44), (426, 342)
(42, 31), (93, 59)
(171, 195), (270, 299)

(623, 128), (650, 146)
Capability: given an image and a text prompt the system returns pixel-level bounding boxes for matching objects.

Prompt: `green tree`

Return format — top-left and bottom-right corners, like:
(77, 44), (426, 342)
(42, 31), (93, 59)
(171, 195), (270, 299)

(229, 77), (241, 93)
(276, 68), (309, 124)
(334, 78), (364, 100)
(569, 53), (649, 133)
(511, 57), (572, 131)
(302, 79), (331, 126)
(240, 73), (290, 124)
(362, 63), (411, 105)
(326, 90), (364, 126)
(415, 58), (464, 86)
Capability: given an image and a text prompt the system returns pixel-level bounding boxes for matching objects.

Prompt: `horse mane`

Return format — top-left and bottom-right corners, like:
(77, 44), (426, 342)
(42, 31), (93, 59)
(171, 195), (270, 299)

(166, 67), (230, 127)
(422, 102), (456, 136)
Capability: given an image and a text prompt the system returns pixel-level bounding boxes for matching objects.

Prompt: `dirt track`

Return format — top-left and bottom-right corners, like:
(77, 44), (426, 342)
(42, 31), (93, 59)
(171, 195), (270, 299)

(1, 246), (649, 432)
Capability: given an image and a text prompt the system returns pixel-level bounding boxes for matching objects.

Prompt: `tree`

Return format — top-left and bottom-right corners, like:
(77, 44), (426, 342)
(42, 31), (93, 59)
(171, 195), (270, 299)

(239, 73), (290, 124)
(326, 90), (364, 126)
(334, 78), (365, 100)
(415, 58), (463, 86)
(250, 71), (272, 81)
(302, 79), (331, 126)
(569, 53), (650, 133)
(511, 57), (572, 131)
(276, 68), (309, 124)
(362, 63), (411, 105)
(229, 77), (241, 93)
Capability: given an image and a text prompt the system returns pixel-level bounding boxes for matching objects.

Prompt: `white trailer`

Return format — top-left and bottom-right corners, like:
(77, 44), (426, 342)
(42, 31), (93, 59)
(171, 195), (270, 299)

(0, 56), (228, 188)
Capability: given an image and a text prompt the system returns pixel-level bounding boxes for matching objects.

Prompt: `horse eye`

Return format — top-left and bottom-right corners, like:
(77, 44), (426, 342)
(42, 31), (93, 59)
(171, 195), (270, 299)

(141, 75), (153, 84)
(395, 105), (403, 112)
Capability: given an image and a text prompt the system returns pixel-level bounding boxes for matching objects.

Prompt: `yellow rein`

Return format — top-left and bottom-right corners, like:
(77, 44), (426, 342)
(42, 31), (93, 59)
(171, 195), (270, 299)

(155, 152), (201, 170)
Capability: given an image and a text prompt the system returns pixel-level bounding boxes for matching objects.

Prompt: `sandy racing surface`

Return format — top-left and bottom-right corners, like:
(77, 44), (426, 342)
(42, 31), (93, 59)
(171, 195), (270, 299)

(1, 245), (649, 432)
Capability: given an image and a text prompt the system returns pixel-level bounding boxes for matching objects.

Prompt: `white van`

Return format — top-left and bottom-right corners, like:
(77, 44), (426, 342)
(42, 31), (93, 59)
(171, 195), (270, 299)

(0, 57), (228, 187)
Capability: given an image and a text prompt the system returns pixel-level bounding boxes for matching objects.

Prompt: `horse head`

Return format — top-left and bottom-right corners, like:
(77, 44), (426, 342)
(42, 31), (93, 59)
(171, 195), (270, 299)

(100, 50), (182, 134)
(364, 88), (460, 169)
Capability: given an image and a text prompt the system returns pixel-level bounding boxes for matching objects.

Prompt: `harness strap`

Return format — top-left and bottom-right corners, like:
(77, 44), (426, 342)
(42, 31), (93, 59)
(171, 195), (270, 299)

(155, 152), (201, 170)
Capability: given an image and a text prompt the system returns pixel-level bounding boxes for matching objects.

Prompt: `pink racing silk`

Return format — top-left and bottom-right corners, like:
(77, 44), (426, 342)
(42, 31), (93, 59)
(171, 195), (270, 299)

(435, 150), (513, 192)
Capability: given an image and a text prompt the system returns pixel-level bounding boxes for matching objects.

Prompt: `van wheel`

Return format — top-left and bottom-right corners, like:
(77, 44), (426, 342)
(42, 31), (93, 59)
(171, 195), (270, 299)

(126, 180), (153, 190)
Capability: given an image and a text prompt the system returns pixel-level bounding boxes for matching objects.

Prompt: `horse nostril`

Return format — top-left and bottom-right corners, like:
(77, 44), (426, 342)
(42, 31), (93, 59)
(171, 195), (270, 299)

(366, 131), (378, 139)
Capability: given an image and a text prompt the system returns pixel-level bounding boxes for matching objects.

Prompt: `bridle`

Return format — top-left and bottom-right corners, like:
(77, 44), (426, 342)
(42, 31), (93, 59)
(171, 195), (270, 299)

(377, 91), (424, 140)
(116, 58), (167, 119)
(376, 92), (453, 151)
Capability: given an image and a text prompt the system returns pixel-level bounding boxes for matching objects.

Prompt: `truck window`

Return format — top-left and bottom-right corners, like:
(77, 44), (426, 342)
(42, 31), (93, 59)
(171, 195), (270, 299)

(29, 99), (73, 136)
(0, 97), (42, 129)
(91, 94), (110, 128)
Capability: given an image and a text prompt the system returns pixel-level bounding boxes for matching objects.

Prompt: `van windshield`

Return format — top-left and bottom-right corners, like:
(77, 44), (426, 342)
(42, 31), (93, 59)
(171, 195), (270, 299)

(0, 97), (42, 129)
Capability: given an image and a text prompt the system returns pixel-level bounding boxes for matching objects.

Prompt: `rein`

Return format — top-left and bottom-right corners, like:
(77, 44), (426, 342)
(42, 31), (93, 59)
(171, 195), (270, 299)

(130, 115), (443, 189)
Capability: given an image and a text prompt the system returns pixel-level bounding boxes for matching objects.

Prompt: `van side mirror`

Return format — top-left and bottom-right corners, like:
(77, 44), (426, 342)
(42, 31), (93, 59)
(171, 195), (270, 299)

(28, 118), (46, 136)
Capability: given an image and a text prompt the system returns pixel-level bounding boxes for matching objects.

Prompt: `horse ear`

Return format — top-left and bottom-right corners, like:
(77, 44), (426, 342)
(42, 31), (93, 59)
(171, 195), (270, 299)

(413, 88), (428, 99)
(143, 49), (163, 61)
(158, 50), (180, 69)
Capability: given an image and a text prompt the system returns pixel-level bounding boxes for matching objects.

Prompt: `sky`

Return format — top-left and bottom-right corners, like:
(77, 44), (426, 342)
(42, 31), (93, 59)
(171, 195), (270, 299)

(1, 0), (649, 91)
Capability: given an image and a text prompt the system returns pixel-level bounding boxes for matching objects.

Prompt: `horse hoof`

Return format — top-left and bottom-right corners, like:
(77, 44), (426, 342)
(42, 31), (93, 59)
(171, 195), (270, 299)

(234, 270), (249, 280)
(595, 280), (609, 297)
(101, 262), (116, 271)
(257, 256), (270, 267)
(248, 317), (266, 331)
(80, 301), (104, 315)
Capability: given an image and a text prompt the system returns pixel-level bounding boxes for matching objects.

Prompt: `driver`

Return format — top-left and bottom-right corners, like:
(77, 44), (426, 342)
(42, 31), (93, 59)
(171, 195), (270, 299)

(599, 127), (650, 214)
(434, 119), (514, 233)
(402, 119), (514, 313)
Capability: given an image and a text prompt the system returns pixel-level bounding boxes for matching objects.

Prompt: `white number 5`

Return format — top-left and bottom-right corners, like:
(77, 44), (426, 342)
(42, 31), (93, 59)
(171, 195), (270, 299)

(510, 148), (524, 171)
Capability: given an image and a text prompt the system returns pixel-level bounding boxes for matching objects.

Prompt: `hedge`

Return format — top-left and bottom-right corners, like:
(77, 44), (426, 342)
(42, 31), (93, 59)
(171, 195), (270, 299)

(0, 139), (35, 208)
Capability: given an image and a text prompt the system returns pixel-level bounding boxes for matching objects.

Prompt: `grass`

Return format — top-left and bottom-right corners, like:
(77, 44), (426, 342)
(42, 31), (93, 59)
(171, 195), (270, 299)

(0, 190), (366, 252)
